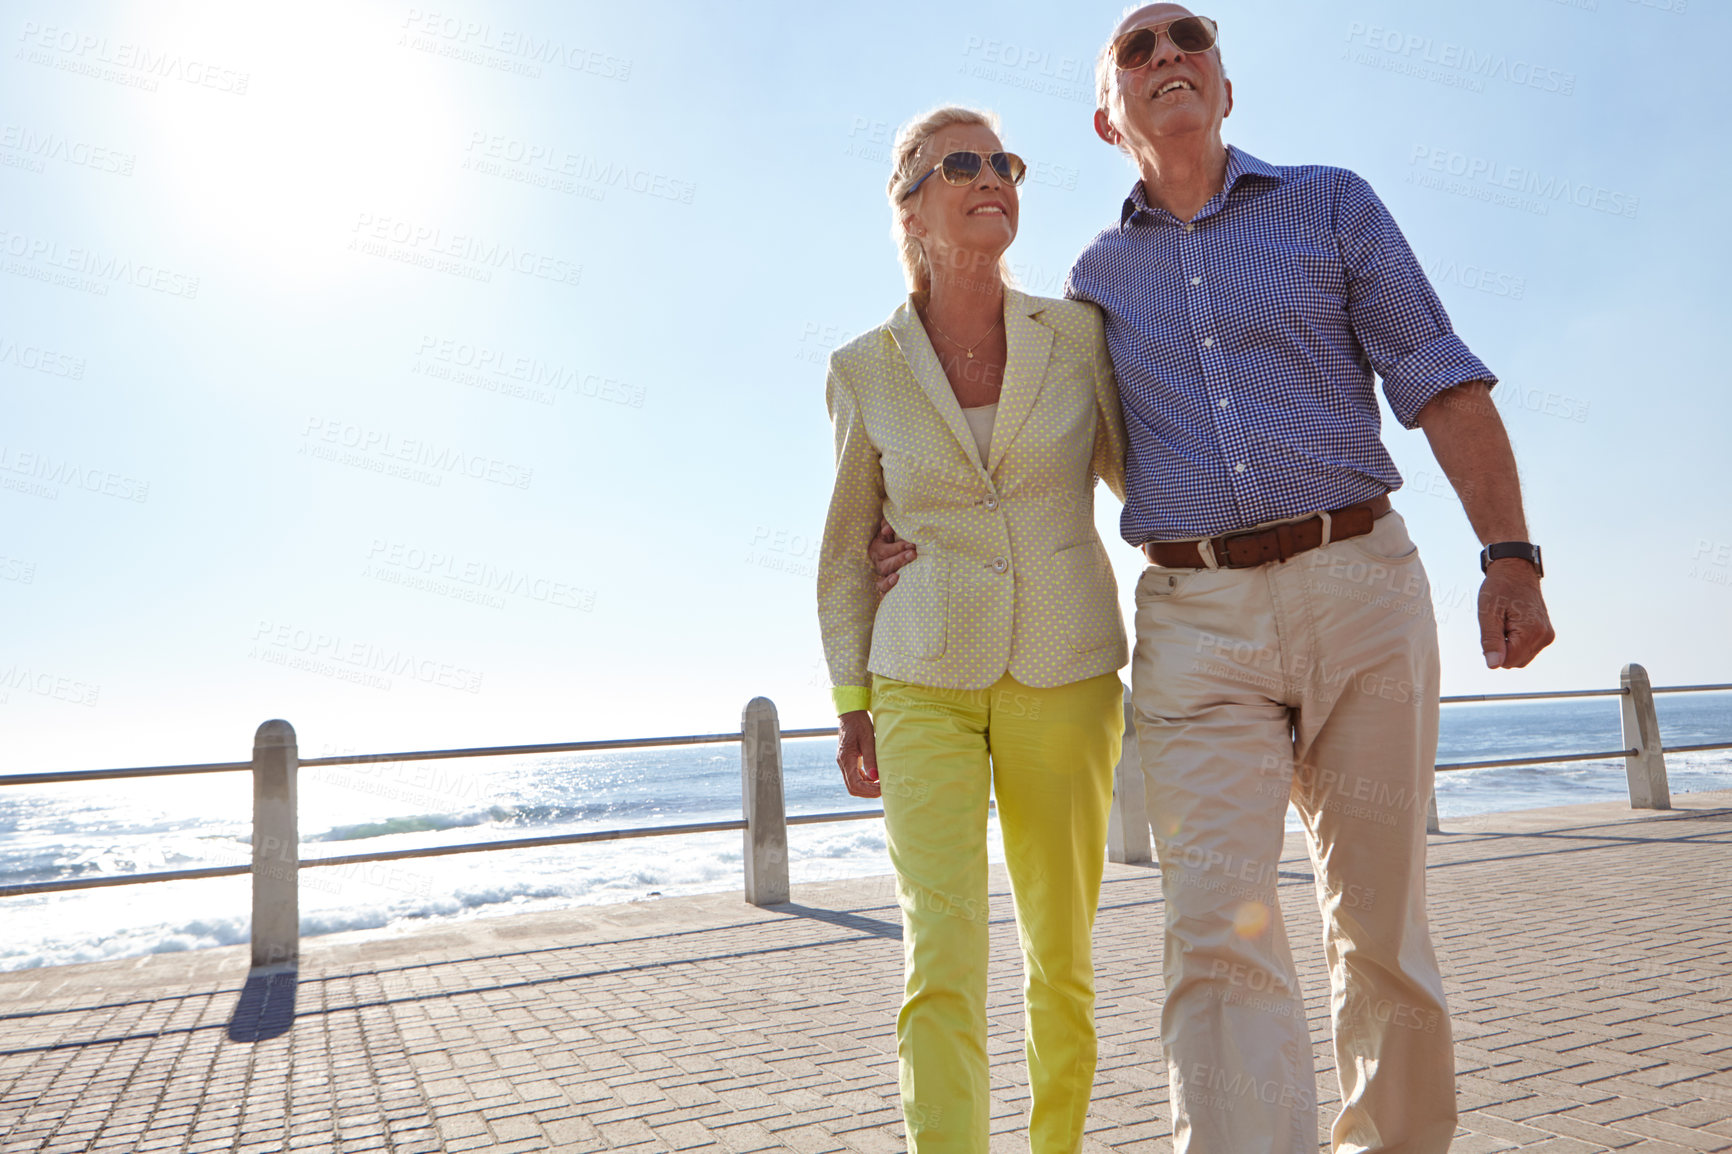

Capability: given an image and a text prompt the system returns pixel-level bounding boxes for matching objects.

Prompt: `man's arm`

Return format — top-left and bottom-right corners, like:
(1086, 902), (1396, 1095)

(1414, 381), (1555, 669)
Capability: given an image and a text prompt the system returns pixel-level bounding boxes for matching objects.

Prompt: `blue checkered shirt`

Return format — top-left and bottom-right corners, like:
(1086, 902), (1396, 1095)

(1066, 146), (1495, 544)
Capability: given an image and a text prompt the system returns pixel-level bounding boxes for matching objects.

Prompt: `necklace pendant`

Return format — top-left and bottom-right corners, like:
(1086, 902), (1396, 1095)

(966, 350), (974, 359)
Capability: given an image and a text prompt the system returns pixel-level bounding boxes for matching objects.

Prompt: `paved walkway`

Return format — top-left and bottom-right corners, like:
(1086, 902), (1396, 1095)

(2, 792), (1731, 1153)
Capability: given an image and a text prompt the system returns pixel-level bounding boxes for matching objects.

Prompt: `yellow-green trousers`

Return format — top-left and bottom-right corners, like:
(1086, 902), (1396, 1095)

(872, 670), (1124, 1154)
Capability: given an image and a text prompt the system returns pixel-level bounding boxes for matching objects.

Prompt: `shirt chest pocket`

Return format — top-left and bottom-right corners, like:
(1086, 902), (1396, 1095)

(1220, 236), (1347, 332)
(1279, 238), (1348, 313)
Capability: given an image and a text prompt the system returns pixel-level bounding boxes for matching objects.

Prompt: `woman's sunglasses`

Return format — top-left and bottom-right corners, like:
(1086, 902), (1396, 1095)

(1111, 16), (1218, 70)
(900, 151), (1028, 200)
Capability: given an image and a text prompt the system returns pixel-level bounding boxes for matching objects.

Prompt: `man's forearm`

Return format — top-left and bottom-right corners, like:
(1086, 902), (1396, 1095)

(1416, 380), (1554, 669)
(1415, 382), (1528, 544)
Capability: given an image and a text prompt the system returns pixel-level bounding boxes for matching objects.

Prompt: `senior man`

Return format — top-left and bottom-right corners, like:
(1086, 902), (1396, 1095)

(870, 6), (1555, 1152)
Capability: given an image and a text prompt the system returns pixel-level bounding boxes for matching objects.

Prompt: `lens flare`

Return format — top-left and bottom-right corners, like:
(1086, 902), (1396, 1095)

(1233, 900), (1271, 939)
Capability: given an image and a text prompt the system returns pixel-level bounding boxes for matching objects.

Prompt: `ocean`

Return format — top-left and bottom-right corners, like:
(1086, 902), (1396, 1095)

(2, 693), (1728, 972)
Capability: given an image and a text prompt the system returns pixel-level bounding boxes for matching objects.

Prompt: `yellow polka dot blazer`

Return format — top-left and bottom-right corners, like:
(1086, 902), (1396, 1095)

(817, 289), (1129, 714)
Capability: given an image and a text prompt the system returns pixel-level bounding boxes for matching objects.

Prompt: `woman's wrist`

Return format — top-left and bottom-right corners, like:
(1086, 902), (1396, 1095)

(832, 685), (871, 715)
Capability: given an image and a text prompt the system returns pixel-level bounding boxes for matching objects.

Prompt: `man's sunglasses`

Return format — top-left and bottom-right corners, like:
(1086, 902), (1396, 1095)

(1111, 16), (1218, 70)
(900, 151), (1028, 200)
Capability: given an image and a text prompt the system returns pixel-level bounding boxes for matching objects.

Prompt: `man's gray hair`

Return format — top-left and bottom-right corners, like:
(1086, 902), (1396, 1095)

(1094, 6), (1228, 124)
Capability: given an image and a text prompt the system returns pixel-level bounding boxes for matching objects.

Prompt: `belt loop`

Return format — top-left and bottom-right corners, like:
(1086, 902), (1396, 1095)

(1196, 537), (1221, 571)
(1317, 510), (1333, 548)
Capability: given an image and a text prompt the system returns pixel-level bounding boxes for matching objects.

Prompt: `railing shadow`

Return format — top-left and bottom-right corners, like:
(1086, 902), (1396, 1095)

(772, 903), (903, 940)
(226, 967), (297, 1042)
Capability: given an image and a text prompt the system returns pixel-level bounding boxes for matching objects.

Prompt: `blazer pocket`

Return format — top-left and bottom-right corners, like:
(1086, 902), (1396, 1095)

(874, 552), (949, 659)
(1053, 540), (1124, 653)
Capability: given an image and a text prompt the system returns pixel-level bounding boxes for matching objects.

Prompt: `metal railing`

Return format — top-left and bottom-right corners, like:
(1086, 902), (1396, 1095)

(1106, 664), (1731, 853)
(2, 665), (1729, 969)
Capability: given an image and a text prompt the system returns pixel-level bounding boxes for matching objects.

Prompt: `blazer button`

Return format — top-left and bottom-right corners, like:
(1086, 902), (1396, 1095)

(992, 557), (1009, 573)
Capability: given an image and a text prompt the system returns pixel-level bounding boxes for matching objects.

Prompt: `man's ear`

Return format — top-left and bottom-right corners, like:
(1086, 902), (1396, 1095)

(1093, 107), (1119, 146)
(1223, 78), (1234, 120)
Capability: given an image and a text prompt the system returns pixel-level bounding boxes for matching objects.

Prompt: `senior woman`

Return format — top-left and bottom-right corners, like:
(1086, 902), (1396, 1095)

(816, 105), (1129, 1154)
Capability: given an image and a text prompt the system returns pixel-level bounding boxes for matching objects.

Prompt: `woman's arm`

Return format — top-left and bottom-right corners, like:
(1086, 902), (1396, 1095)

(817, 362), (887, 797)
(1088, 310), (1128, 504)
(816, 362), (885, 715)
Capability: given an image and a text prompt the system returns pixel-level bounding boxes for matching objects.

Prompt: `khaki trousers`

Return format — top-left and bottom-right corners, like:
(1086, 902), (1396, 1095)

(872, 670), (1124, 1154)
(1131, 511), (1455, 1154)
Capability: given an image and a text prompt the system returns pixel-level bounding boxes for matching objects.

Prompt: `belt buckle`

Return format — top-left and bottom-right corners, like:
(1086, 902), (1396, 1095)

(1216, 525), (1271, 568)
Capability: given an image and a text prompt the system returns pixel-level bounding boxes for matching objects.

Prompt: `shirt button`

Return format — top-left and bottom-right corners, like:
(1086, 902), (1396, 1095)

(1190, 276), (1201, 286)
(983, 496), (999, 510)
(1184, 223), (1196, 233)
(1218, 397), (1230, 409)
(1202, 337), (1215, 348)
(1234, 463), (1247, 473)
(992, 557), (1009, 573)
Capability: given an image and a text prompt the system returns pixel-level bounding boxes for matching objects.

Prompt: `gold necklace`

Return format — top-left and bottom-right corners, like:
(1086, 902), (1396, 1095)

(924, 312), (1002, 360)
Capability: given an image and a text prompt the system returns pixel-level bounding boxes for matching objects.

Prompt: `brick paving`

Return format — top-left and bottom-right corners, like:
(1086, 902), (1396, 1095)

(2, 792), (1730, 1152)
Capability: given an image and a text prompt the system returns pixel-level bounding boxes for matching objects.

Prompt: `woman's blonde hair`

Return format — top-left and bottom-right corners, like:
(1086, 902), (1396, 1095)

(886, 105), (1016, 294)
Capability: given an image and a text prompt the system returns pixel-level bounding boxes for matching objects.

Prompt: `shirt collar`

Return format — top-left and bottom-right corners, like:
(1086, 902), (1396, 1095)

(1118, 145), (1283, 231)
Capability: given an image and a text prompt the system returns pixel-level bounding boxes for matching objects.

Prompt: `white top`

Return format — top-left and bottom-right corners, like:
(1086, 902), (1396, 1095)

(961, 403), (998, 467)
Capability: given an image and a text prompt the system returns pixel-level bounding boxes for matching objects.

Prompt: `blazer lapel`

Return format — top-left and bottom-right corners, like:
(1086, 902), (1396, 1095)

(986, 290), (1052, 474)
(885, 296), (985, 474)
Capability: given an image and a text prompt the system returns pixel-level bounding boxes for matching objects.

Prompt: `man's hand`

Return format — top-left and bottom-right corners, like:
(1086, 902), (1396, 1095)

(1416, 381), (1558, 670)
(836, 710), (881, 799)
(867, 518), (917, 596)
(1478, 559), (1554, 669)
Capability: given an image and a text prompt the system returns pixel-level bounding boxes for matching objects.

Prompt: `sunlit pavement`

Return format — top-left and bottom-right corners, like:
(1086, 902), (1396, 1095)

(2, 792), (1730, 1153)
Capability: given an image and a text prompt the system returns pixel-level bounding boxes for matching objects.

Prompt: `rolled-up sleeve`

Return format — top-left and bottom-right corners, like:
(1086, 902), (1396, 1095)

(816, 358), (884, 715)
(1335, 171), (1497, 428)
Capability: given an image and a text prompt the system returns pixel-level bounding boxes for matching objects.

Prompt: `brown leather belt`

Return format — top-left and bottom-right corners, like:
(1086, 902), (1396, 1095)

(1141, 496), (1392, 569)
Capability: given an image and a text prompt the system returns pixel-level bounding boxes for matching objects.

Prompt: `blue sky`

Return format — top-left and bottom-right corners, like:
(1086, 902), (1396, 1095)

(2, 0), (1727, 771)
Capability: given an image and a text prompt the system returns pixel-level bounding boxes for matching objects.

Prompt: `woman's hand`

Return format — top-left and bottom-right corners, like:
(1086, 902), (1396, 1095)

(868, 518), (917, 596)
(836, 710), (882, 799)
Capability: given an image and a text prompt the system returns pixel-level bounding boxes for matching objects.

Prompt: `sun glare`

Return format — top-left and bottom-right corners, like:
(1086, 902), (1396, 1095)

(134, 5), (479, 290)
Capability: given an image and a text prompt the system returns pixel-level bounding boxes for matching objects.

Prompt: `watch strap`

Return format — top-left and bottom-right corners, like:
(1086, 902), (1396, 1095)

(1481, 541), (1543, 577)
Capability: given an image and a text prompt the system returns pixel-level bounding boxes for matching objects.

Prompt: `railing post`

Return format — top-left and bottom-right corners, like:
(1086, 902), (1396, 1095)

(1620, 664), (1670, 810)
(741, 697), (789, 905)
(251, 719), (299, 969)
(1107, 685), (1151, 865)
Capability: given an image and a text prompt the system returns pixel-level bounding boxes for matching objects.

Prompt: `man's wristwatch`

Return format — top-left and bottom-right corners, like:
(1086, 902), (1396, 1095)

(1480, 541), (1543, 578)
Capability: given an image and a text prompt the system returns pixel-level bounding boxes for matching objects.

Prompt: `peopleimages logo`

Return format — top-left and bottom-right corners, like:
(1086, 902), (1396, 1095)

(16, 21), (250, 94)
(0, 226), (200, 297)
(250, 620), (484, 694)
(364, 538), (597, 612)
(0, 334), (86, 379)
(958, 35), (1092, 103)
(1345, 23), (1576, 96)
(0, 665), (100, 707)
(463, 132), (695, 205)
(1406, 146), (1639, 220)
(1415, 251), (1525, 301)
(349, 212), (582, 287)
(300, 417), (535, 490)
(413, 336), (645, 408)
(399, 8), (631, 81)
(0, 445), (149, 502)
(0, 124), (135, 176)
